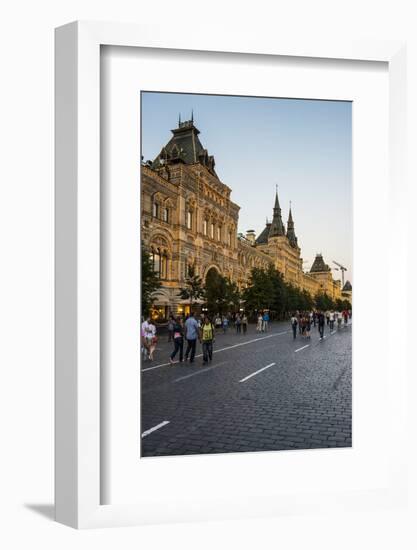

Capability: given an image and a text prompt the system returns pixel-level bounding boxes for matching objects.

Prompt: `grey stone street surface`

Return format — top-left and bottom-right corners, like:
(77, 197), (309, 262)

(141, 320), (352, 457)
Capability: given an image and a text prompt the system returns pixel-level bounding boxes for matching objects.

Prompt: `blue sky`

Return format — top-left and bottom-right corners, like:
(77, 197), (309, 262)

(141, 92), (352, 285)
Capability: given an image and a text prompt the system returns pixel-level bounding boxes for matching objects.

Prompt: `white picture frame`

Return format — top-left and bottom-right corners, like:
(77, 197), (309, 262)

(55, 21), (407, 529)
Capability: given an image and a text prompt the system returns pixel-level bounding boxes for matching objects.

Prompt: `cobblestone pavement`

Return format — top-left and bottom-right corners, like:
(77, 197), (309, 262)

(141, 320), (352, 457)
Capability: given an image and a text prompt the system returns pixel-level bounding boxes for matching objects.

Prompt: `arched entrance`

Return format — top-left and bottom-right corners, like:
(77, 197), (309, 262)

(204, 265), (221, 284)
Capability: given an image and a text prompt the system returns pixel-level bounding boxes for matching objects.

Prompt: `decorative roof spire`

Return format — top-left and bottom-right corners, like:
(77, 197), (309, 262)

(310, 253), (331, 273)
(152, 113), (217, 176)
(287, 201), (298, 248)
(268, 187), (285, 238)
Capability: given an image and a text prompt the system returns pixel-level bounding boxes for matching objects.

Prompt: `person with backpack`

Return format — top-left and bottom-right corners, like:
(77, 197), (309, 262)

(200, 316), (215, 364)
(262, 311), (270, 332)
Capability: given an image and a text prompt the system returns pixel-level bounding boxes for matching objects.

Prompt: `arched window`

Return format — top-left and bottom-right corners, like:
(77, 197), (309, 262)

(217, 225), (222, 241)
(163, 207), (169, 223)
(186, 210), (192, 229)
(152, 202), (159, 218)
(210, 222), (214, 239)
(153, 248), (161, 276)
(160, 252), (167, 279)
(203, 219), (208, 236)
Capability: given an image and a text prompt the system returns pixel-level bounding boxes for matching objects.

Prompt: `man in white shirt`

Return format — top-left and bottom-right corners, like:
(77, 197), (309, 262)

(290, 314), (298, 339)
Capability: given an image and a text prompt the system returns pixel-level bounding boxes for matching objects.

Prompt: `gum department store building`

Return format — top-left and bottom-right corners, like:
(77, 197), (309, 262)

(141, 117), (342, 319)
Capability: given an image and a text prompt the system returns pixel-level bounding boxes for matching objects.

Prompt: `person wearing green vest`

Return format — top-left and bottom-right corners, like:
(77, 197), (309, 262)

(200, 316), (215, 364)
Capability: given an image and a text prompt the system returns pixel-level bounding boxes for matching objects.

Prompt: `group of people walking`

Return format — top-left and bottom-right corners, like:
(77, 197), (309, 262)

(256, 311), (270, 333)
(290, 309), (351, 340)
(142, 307), (351, 364)
(168, 312), (215, 365)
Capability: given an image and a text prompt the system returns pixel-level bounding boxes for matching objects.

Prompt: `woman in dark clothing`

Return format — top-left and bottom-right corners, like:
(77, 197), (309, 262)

(169, 316), (184, 364)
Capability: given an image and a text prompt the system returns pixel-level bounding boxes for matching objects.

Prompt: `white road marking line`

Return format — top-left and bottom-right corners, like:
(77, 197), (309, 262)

(330, 331), (336, 335)
(141, 331), (288, 372)
(295, 344), (309, 353)
(173, 361), (226, 383)
(141, 420), (170, 438)
(239, 362), (275, 383)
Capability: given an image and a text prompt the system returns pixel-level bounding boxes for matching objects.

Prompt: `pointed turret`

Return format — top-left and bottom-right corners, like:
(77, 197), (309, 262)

(268, 188), (286, 238)
(310, 253), (331, 273)
(286, 203), (298, 248)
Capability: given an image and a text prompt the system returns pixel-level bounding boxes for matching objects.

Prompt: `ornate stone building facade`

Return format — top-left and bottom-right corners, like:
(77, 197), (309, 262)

(141, 117), (342, 319)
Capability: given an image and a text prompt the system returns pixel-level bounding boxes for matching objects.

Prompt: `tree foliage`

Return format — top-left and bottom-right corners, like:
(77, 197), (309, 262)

(242, 265), (349, 317)
(177, 264), (205, 307)
(141, 244), (162, 316)
(205, 268), (240, 314)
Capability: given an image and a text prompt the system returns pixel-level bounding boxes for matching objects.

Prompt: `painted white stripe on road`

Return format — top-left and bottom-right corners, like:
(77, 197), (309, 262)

(141, 420), (170, 438)
(142, 331), (288, 372)
(295, 344), (309, 353)
(239, 362), (275, 383)
(173, 362), (226, 383)
(330, 331), (336, 335)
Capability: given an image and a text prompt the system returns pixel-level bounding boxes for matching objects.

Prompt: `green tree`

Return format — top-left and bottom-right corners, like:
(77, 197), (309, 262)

(242, 267), (275, 312)
(205, 269), (241, 314)
(178, 264), (205, 309)
(141, 244), (162, 316)
(315, 292), (334, 311)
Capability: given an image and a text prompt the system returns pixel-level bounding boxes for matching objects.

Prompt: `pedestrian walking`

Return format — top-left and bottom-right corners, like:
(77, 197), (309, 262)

(142, 317), (155, 360)
(169, 316), (184, 364)
(301, 315), (307, 337)
(200, 316), (215, 364)
(343, 310), (349, 325)
(167, 315), (175, 342)
(140, 317), (148, 361)
(146, 319), (157, 360)
(326, 311), (330, 326)
(262, 311), (270, 332)
(329, 310), (335, 331)
(305, 315), (311, 339)
(298, 312), (303, 334)
(337, 311), (342, 329)
(318, 311), (325, 339)
(290, 313), (298, 339)
(184, 311), (199, 363)
(242, 314), (248, 334)
(215, 314), (222, 332)
(222, 315), (229, 334)
(256, 313), (263, 332)
(235, 314), (242, 334)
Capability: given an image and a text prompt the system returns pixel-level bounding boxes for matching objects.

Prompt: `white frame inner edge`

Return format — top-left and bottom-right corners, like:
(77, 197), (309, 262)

(55, 20), (407, 529)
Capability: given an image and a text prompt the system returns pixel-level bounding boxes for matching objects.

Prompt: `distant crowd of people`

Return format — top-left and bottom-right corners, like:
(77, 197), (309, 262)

(290, 309), (351, 340)
(141, 308), (351, 365)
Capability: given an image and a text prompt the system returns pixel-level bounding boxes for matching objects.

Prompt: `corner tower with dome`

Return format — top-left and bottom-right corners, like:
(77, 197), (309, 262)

(141, 116), (343, 319)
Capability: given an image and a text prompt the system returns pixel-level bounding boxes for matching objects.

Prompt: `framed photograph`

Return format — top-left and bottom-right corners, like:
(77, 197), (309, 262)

(55, 21), (407, 528)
